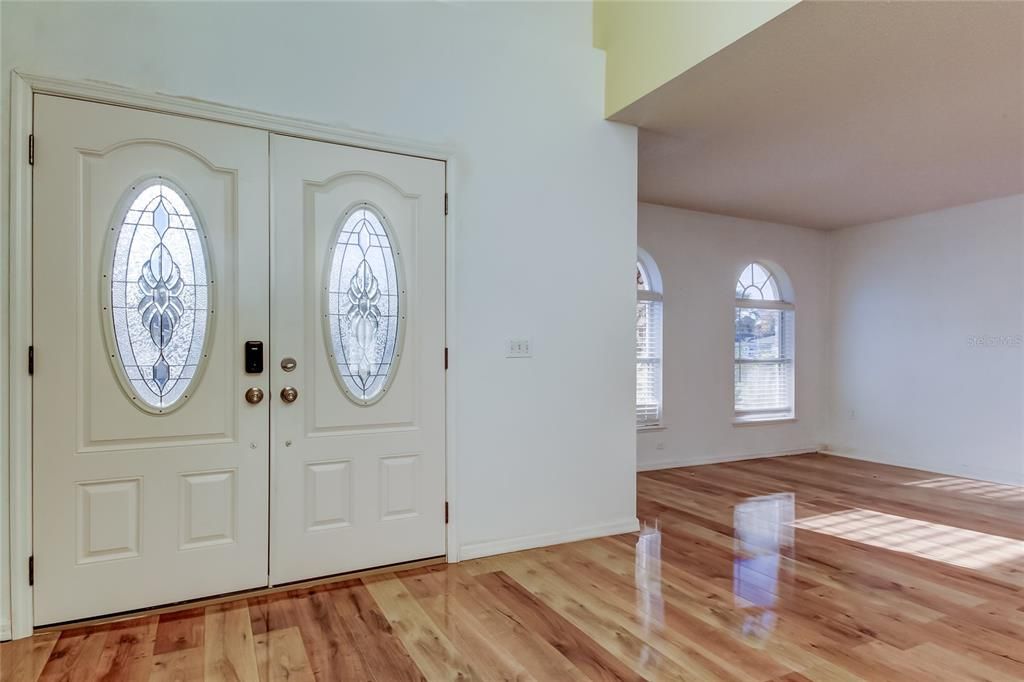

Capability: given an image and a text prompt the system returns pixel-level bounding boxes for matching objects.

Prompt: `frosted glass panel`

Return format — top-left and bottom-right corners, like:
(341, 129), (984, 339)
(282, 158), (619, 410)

(324, 205), (403, 404)
(106, 179), (213, 413)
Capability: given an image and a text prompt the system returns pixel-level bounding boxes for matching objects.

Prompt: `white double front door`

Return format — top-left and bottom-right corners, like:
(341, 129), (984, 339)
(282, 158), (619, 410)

(32, 95), (446, 625)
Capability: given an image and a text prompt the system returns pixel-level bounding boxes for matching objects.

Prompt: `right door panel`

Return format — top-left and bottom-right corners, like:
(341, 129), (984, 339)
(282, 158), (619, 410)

(270, 135), (446, 584)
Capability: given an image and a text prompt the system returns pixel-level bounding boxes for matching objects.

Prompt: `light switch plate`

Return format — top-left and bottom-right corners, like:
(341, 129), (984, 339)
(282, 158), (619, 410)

(506, 338), (531, 358)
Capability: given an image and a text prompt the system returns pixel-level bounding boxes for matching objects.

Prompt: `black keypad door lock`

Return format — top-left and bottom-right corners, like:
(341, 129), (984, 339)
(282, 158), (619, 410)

(245, 341), (264, 374)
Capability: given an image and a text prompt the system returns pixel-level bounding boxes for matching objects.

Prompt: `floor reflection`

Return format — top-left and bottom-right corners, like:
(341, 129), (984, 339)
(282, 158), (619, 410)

(635, 520), (664, 666)
(733, 493), (795, 645)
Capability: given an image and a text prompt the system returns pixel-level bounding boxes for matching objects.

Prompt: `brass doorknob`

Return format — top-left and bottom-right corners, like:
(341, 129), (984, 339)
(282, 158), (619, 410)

(244, 387), (265, 405)
(280, 386), (299, 403)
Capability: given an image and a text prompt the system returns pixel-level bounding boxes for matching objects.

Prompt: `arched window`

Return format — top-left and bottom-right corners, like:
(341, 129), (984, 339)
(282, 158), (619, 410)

(636, 250), (663, 427)
(734, 263), (794, 422)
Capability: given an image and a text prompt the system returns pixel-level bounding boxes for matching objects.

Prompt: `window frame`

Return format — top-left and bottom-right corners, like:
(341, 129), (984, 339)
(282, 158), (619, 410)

(636, 250), (663, 430)
(733, 263), (795, 424)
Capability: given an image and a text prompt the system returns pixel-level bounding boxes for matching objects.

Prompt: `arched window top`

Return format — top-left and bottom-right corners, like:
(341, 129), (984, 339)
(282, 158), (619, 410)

(637, 248), (662, 301)
(736, 262), (781, 302)
(636, 262), (651, 291)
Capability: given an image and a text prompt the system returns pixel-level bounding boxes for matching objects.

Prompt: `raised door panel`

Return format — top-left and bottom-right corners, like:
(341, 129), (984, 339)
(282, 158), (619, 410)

(75, 142), (240, 448)
(76, 478), (141, 564)
(304, 460), (352, 531)
(305, 174), (419, 434)
(179, 470), (237, 549)
(380, 454), (419, 521)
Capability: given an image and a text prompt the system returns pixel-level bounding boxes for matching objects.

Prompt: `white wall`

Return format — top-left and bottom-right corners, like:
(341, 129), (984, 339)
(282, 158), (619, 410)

(0, 1), (638, 633)
(827, 195), (1024, 485)
(636, 203), (829, 470)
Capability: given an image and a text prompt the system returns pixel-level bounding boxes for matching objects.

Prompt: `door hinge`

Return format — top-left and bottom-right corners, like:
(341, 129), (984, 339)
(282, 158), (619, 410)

(28, 346), (34, 375)
(444, 193), (448, 216)
(444, 347), (449, 370)
(28, 556), (34, 586)
(445, 501), (449, 524)
(28, 134), (34, 166)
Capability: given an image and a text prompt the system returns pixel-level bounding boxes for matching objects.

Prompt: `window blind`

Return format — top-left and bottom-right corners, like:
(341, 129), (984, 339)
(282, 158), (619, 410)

(636, 299), (662, 426)
(734, 307), (794, 420)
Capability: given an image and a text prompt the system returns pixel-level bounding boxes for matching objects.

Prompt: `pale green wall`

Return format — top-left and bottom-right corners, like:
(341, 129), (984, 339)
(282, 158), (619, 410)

(594, 0), (798, 116)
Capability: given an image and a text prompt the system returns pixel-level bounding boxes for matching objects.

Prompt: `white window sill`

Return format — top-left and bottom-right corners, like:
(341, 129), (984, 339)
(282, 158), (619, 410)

(637, 425), (666, 433)
(733, 416), (797, 426)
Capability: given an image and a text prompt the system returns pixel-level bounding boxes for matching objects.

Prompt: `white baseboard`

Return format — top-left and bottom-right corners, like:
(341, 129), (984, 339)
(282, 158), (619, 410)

(1, 620), (11, 642)
(637, 447), (818, 472)
(821, 449), (1024, 486)
(458, 517), (640, 561)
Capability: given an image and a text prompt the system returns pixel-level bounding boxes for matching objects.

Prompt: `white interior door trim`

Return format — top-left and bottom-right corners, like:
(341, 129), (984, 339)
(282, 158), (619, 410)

(7, 72), (34, 641)
(18, 72), (455, 161)
(5, 70), (460, 639)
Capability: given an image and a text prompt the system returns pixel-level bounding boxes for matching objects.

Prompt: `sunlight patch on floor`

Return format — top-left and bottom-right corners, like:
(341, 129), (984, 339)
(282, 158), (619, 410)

(903, 476), (1023, 502)
(793, 508), (1024, 570)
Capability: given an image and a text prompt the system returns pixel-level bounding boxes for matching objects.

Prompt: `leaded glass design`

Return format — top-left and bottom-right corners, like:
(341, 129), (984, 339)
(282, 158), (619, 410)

(105, 179), (212, 413)
(736, 262), (780, 301)
(324, 204), (403, 405)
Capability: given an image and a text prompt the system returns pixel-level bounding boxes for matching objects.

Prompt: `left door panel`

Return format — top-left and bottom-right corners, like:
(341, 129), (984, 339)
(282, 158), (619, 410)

(32, 96), (270, 625)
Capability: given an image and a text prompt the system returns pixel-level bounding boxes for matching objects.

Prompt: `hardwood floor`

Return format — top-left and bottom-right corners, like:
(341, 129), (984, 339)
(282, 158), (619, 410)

(2, 453), (1022, 681)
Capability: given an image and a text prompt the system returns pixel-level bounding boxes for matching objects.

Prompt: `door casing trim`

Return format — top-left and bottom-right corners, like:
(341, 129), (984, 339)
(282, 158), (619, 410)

(5, 70), (460, 639)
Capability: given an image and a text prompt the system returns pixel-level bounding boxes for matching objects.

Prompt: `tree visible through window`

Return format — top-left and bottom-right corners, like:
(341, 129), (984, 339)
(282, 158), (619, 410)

(636, 252), (663, 427)
(734, 263), (794, 421)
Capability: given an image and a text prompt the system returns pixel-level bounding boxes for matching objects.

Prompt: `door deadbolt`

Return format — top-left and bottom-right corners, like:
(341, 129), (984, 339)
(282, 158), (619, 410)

(280, 386), (299, 403)
(281, 357), (297, 372)
(244, 387), (265, 405)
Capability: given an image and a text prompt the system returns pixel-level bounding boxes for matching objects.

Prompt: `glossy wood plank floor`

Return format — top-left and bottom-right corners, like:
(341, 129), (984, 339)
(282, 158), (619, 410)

(3, 454), (1022, 681)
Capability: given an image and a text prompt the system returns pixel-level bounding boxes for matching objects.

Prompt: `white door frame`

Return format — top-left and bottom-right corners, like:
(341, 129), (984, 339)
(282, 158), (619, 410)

(5, 70), (460, 640)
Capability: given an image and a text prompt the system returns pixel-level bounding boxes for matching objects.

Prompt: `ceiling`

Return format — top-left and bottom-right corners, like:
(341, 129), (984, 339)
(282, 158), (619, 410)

(618, 0), (1024, 230)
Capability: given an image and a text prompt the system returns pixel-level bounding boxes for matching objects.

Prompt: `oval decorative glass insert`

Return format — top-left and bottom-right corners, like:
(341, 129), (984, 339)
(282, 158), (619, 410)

(105, 179), (213, 413)
(324, 204), (404, 405)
